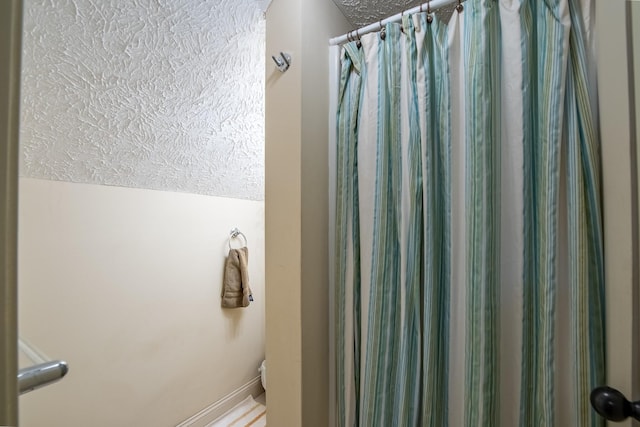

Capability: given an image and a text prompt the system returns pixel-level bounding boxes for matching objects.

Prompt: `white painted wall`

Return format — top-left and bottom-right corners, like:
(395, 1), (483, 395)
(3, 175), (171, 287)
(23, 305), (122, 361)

(596, 4), (640, 427)
(18, 178), (265, 427)
(264, 0), (351, 425)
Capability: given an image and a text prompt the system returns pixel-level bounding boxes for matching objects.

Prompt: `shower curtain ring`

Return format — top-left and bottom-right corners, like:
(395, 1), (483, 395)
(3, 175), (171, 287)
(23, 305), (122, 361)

(427, 0), (433, 23)
(456, 0), (464, 13)
(355, 29), (362, 48)
(379, 20), (386, 40)
(414, 4), (423, 32)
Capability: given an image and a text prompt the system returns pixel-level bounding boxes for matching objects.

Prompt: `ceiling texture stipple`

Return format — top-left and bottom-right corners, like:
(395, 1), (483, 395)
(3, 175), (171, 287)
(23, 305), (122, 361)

(21, 0), (267, 201)
(332, 0), (463, 28)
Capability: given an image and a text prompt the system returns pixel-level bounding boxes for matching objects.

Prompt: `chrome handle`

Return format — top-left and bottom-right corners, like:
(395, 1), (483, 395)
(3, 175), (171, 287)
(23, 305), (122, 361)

(590, 386), (640, 422)
(18, 360), (69, 395)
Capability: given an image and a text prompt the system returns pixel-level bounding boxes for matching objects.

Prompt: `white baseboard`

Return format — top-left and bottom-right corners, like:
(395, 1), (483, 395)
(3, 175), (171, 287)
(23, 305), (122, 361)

(176, 376), (264, 427)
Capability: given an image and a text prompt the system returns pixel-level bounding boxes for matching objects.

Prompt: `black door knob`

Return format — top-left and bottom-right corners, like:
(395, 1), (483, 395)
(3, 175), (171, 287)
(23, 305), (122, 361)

(590, 386), (640, 422)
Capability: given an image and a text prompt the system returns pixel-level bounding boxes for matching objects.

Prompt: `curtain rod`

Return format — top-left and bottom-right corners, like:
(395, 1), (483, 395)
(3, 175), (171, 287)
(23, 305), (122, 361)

(329, 0), (460, 46)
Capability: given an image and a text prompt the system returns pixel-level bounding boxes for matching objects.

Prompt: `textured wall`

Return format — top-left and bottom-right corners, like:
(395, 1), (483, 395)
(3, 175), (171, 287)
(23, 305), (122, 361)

(21, 0), (268, 201)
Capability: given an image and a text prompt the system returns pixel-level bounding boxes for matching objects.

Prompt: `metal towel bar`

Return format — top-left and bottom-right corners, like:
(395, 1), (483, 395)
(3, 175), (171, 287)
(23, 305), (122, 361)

(18, 360), (69, 395)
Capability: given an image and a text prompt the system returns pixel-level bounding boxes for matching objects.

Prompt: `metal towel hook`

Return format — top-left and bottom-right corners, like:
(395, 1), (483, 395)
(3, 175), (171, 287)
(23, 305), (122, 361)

(272, 52), (291, 72)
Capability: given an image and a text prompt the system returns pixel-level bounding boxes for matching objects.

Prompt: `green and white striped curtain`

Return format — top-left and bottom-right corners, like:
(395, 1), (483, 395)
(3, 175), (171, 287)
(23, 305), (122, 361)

(334, 0), (604, 426)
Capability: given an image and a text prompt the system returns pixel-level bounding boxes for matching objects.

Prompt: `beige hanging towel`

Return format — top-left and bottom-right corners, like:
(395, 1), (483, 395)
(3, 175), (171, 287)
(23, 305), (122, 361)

(221, 246), (253, 308)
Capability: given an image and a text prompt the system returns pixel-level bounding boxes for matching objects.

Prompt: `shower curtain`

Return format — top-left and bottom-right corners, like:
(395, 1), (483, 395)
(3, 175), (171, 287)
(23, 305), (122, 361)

(334, 0), (604, 426)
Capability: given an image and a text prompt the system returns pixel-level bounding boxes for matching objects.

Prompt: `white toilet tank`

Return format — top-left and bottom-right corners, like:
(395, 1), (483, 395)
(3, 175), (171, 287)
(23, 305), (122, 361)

(259, 360), (266, 390)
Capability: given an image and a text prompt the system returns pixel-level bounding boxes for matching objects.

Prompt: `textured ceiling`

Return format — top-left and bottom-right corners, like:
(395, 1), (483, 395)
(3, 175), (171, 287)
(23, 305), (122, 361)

(21, 0), (269, 201)
(333, 0), (462, 27)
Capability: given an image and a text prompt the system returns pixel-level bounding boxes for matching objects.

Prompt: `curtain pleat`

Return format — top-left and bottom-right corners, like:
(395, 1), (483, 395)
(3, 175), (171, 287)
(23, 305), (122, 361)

(520, 1), (570, 425)
(335, 41), (362, 427)
(497, 1), (526, 425)
(334, 0), (604, 425)
(358, 23), (403, 426)
(447, 11), (468, 427)
(565, 0), (605, 425)
(411, 13), (452, 427)
(462, 1), (501, 425)
(392, 14), (426, 427)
